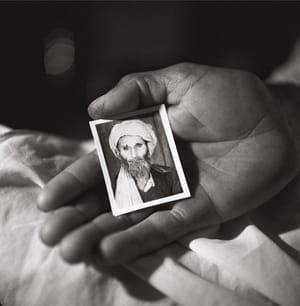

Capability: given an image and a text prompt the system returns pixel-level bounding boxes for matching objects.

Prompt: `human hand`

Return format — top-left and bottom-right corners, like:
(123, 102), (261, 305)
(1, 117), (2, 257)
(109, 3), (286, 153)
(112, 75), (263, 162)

(38, 63), (299, 265)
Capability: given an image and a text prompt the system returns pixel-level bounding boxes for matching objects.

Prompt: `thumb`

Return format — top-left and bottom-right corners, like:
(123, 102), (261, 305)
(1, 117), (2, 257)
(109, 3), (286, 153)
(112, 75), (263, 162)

(88, 72), (166, 119)
(87, 63), (205, 119)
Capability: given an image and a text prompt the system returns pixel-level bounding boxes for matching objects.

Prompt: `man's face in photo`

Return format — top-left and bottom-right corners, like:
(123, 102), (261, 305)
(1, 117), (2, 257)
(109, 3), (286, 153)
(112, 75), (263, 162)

(117, 135), (151, 179)
(118, 135), (148, 161)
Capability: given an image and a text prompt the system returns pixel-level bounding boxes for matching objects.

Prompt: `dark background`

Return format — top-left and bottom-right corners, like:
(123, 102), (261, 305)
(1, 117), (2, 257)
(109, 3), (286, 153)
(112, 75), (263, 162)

(1, 2), (300, 139)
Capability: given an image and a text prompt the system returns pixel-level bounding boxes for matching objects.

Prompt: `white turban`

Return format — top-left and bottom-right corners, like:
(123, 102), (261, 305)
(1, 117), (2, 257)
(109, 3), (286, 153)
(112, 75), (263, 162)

(109, 120), (157, 158)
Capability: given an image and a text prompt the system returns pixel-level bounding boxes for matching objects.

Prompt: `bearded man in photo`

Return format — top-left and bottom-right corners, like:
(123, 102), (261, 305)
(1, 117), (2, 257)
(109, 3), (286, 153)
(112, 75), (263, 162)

(109, 119), (182, 209)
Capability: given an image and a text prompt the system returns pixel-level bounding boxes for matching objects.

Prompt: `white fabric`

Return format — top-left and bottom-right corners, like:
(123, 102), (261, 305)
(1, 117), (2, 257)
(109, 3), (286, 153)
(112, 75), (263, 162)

(109, 119), (157, 158)
(1, 128), (300, 306)
(0, 130), (172, 306)
(115, 166), (144, 208)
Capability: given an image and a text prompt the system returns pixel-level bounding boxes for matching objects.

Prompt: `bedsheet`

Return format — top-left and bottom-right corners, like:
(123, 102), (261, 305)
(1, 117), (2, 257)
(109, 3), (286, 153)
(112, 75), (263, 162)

(0, 127), (299, 306)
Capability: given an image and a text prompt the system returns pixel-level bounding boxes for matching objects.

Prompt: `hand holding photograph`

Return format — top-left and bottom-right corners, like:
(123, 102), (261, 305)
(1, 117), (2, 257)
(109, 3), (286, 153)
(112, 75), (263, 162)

(90, 104), (190, 216)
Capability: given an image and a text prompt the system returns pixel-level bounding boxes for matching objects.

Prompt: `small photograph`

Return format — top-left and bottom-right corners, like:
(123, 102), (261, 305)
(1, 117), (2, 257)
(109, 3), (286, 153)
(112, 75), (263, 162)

(90, 105), (190, 216)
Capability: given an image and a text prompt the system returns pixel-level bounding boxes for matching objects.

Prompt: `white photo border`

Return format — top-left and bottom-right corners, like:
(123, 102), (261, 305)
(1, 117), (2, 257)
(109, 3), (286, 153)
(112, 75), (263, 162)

(89, 104), (191, 216)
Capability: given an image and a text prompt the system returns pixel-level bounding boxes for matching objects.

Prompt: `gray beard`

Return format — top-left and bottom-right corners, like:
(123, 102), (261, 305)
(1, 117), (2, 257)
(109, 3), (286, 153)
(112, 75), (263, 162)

(121, 157), (151, 181)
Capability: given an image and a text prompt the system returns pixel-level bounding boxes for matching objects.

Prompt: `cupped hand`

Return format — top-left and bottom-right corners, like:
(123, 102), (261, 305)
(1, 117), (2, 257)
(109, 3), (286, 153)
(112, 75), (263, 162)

(37, 63), (298, 265)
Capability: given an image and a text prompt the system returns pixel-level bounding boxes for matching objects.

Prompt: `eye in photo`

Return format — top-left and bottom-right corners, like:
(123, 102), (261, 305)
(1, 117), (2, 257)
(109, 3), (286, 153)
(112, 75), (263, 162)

(90, 104), (190, 216)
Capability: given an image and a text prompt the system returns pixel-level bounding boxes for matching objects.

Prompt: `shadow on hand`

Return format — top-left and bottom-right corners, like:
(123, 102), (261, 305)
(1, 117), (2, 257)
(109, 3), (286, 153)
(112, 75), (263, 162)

(176, 140), (199, 195)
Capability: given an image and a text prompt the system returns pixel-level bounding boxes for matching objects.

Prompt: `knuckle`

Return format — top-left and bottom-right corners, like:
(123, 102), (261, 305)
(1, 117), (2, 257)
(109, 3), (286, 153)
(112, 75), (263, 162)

(148, 210), (185, 244)
(176, 62), (197, 70)
(126, 227), (145, 254)
(173, 62), (198, 75)
(120, 72), (140, 84)
(170, 206), (188, 224)
(116, 214), (134, 227)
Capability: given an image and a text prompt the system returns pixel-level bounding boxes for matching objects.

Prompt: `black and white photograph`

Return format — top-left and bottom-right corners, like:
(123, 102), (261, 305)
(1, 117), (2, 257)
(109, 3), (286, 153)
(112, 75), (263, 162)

(90, 105), (190, 215)
(1, 2), (300, 306)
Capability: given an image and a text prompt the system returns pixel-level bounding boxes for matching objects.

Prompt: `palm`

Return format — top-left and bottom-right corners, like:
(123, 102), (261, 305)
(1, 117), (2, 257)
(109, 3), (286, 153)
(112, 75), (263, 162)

(167, 68), (291, 222)
(39, 64), (297, 265)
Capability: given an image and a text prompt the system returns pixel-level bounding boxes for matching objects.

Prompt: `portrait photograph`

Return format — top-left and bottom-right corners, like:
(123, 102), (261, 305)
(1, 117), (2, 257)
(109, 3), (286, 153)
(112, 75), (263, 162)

(90, 105), (190, 216)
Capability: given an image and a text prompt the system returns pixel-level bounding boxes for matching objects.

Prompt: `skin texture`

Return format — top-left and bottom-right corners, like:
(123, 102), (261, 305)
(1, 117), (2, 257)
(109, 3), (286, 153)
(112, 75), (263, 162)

(37, 63), (299, 266)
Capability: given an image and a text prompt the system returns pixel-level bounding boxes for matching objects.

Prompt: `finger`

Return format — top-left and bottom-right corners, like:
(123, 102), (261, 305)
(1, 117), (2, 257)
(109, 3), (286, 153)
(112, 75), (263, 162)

(40, 191), (107, 246)
(88, 63), (204, 119)
(99, 210), (183, 264)
(88, 73), (163, 119)
(59, 208), (155, 264)
(98, 187), (220, 264)
(38, 150), (102, 212)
